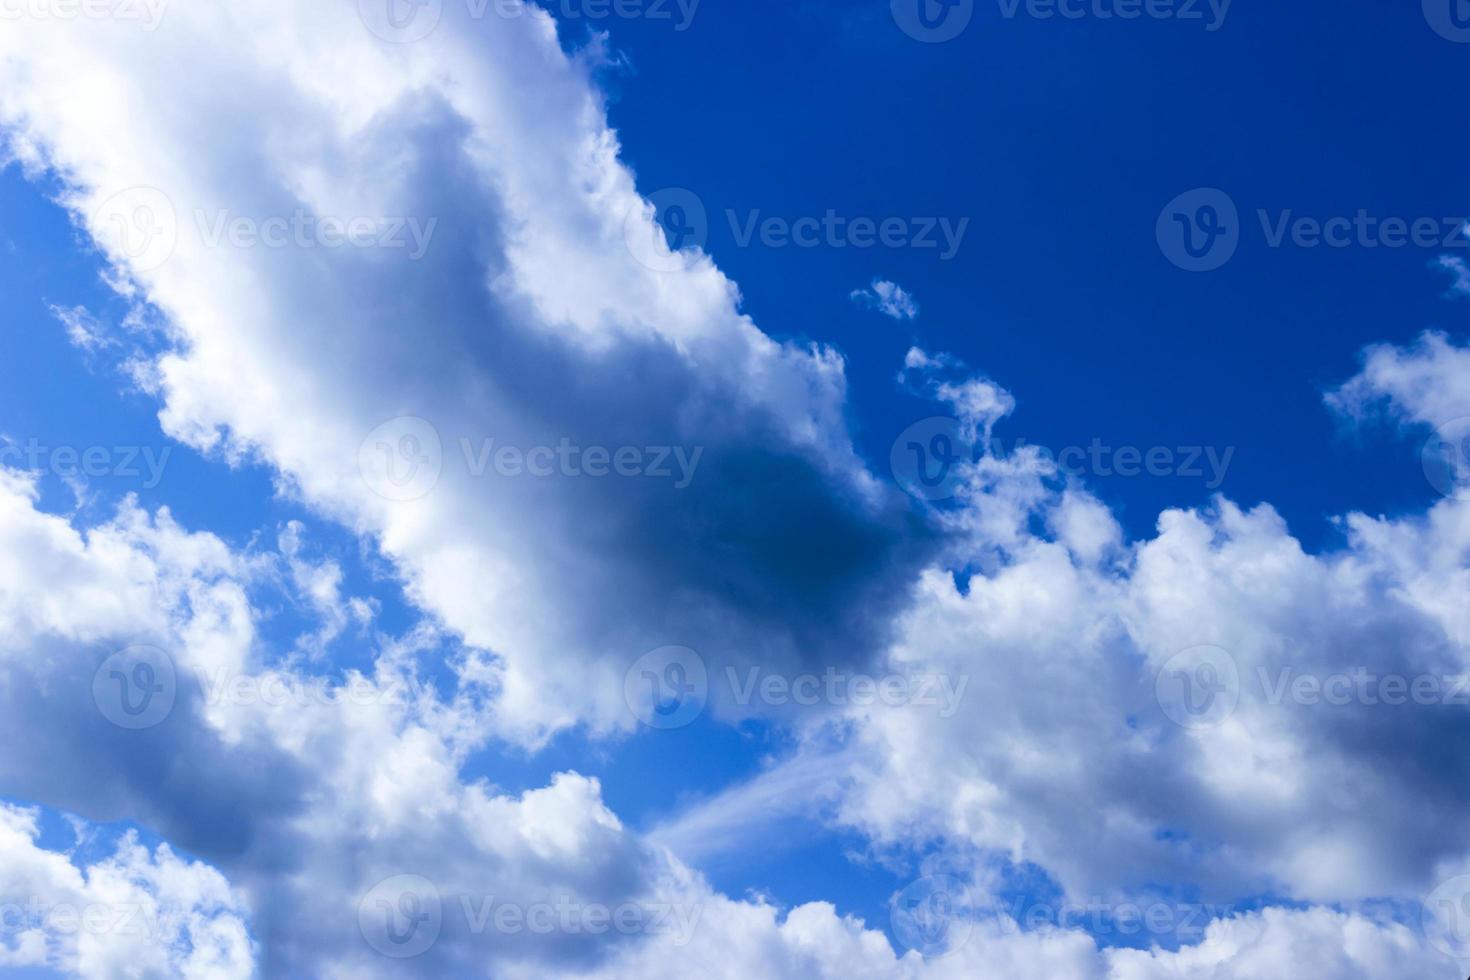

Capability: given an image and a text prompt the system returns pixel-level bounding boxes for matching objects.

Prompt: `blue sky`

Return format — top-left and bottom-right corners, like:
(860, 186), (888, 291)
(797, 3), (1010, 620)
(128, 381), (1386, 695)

(0, 1), (1469, 977)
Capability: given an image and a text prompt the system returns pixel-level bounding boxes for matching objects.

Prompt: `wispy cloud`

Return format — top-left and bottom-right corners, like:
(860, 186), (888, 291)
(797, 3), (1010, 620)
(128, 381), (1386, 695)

(851, 279), (918, 320)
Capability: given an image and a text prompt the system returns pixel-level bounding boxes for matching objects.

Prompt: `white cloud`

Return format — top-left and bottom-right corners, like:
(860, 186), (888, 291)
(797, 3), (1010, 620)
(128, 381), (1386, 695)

(0, 804), (252, 979)
(2, 3), (1469, 977)
(0, 0), (929, 746)
(852, 279), (919, 320)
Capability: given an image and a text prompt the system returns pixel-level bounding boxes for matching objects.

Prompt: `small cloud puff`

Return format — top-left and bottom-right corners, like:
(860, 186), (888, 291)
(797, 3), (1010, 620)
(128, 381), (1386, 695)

(851, 279), (918, 320)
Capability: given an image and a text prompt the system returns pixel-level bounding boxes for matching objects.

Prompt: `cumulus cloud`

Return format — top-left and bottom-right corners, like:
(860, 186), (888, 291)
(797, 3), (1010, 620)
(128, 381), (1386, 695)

(2, 2), (1469, 977)
(0, 804), (252, 978)
(0, 0), (936, 744)
(851, 279), (919, 320)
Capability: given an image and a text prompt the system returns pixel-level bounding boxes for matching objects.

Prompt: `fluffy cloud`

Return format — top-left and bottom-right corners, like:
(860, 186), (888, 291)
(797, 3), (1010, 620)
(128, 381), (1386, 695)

(0, 804), (252, 978)
(852, 279), (919, 321)
(2, 1), (1469, 977)
(0, 0), (932, 744)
